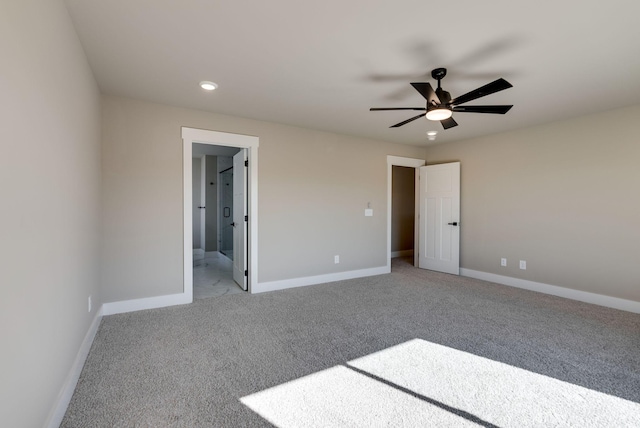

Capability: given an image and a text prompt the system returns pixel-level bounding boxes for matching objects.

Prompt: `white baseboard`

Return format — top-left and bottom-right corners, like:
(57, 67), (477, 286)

(102, 292), (191, 316)
(256, 266), (390, 294)
(391, 249), (414, 258)
(46, 291), (192, 425)
(193, 248), (204, 260)
(460, 268), (640, 314)
(45, 306), (104, 428)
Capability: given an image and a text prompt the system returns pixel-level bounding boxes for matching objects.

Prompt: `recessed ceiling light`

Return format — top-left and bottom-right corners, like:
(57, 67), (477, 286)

(199, 81), (218, 91)
(426, 131), (438, 136)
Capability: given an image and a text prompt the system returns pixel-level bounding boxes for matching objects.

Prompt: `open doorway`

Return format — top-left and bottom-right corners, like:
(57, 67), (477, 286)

(182, 128), (259, 302)
(192, 144), (244, 299)
(386, 157), (462, 276)
(391, 166), (416, 261)
(386, 156), (425, 271)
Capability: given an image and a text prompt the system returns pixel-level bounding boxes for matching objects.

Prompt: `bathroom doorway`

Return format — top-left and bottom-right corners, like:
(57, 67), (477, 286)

(191, 144), (244, 299)
(182, 127), (259, 301)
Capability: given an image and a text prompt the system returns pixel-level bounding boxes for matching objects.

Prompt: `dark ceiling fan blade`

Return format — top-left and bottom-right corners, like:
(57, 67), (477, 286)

(370, 107), (426, 111)
(449, 78), (512, 106)
(390, 113), (425, 128)
(410, 82), (440, 104)
(452, 105), (513, 114)
(440, 117), (458, 129)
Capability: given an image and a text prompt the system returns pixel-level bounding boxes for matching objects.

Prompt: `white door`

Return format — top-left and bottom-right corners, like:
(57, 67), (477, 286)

(418, 162), (460, 274)
(232, 149), (248, 290)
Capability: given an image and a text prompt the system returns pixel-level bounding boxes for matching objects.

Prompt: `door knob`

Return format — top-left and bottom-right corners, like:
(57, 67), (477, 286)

(447, 222), (459, 226)
(230, 222), (236, 227)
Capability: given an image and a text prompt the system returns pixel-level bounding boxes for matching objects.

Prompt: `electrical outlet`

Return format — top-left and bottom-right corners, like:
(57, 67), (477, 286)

(88, 296), (92, 313)
(334, 255), (340, 264)
(519, 260), (527, 270)
(501, 258), (507, 267)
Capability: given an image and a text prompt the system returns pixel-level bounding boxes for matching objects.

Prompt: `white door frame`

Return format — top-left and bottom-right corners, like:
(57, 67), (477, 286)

(182, 127), (259, 300)
(386, 156), (426, 271)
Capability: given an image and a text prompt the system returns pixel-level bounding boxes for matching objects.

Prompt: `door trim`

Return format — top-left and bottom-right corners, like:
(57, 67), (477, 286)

(386, 156), (426, 271)
(182, 127), (259, 299)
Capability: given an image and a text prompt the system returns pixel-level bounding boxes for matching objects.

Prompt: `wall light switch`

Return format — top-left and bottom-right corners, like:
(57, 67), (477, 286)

(519, 260), (527, 270)
(365, 209), (373, 216)
(334, 255), (340, 264)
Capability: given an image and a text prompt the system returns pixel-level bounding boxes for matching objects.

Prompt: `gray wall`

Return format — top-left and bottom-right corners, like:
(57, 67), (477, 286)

(218, 156), (234, 252)
(424, 104), (640, 302)
(0, 0), (102, 426)
(205, 155), (218, 251)
(391, 166), (415, 253)
(101, 95), (425, 302)
(192, 157), (202, 249)
(218, 156), (234, 171)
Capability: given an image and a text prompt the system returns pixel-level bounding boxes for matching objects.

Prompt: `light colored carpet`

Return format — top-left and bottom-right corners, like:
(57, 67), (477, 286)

(242, 339), (640, 427)
(61, 258), (640, 427)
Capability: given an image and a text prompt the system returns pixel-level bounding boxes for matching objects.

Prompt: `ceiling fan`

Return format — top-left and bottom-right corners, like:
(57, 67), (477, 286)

(370, 68), (513, 130)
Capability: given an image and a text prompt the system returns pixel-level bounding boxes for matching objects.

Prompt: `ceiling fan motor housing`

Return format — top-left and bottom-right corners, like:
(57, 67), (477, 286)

(435, 88), (452, 106)
(432, 68), (451, 109)
(431, 67), (447, 81)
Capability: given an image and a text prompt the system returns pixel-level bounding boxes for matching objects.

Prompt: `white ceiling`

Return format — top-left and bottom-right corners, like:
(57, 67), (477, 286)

(64, 0), (640, 146)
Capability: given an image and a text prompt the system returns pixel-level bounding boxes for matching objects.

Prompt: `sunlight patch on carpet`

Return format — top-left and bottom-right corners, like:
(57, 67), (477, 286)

(241, 339), (640, 427)
(241, 364), (473, 427)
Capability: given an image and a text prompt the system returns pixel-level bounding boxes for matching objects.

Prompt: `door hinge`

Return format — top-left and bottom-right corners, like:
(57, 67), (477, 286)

(244, 215), (248, 222)
(244, 160), (249, 167)
(244, 270), (248, 277)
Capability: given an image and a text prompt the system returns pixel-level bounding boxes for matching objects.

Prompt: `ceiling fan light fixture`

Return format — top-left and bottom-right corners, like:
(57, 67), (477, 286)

(426, 108), (452, 121)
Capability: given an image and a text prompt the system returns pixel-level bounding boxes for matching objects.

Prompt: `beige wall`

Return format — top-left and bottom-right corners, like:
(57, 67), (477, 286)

(425, 105), (640, 302)
(0, 0), (102, 426)
(101, 95), (425, 302)
(392, 166), (415, 253)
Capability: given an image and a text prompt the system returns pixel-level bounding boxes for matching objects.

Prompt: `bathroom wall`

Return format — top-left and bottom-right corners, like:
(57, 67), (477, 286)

(205, 155), (218, 252)
(192, 157), (202, 249)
